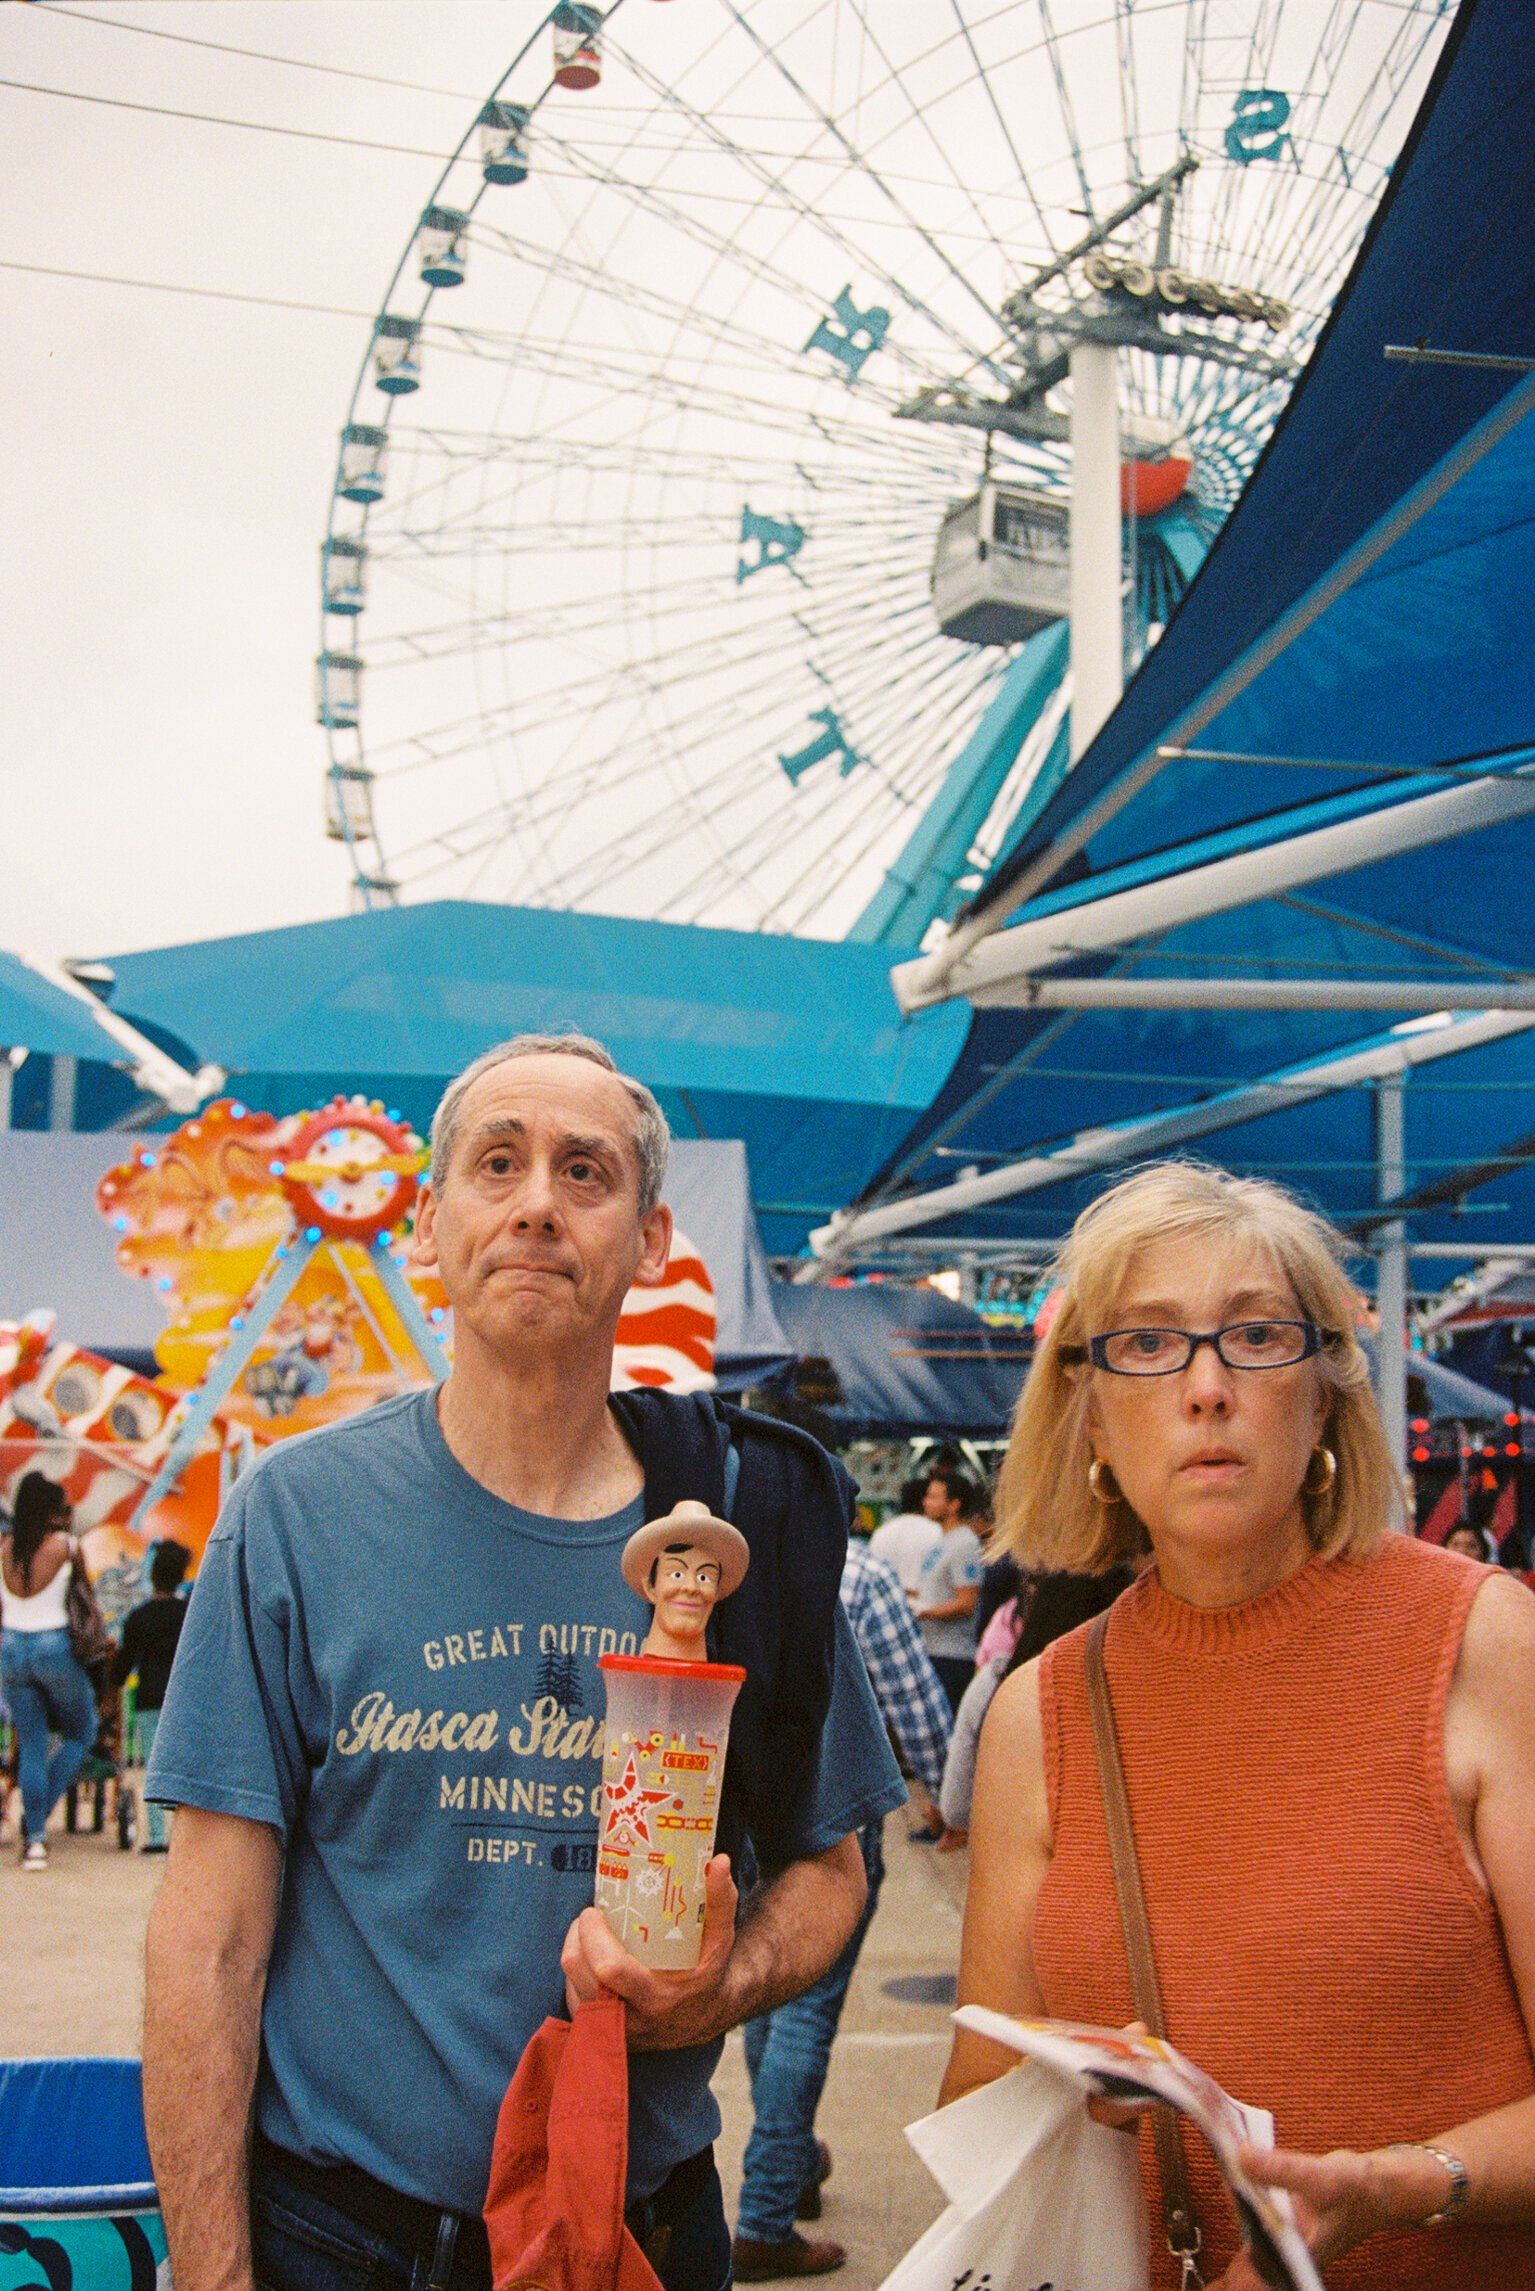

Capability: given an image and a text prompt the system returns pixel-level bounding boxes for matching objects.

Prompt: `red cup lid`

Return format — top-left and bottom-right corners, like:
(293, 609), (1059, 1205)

(599, 1654), (747, 1682)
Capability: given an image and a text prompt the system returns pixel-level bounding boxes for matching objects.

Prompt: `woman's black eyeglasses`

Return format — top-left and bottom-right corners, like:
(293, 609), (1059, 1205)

(1067, 1320), (1334, 1377)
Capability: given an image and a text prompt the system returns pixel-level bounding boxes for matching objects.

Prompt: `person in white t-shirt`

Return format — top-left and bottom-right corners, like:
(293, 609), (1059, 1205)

(867, 1477), (941, 1596)
(911, 1469), (986, 1715)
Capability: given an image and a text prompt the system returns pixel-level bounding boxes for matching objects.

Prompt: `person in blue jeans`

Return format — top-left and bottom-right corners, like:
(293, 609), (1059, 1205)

(1, 1473), (98, 1869)
(733, 1544), (952, 2280)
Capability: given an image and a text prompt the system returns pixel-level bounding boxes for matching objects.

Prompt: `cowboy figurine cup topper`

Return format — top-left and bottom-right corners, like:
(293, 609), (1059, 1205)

(595, 1502), (749, 1968)
(623, 1498), (749, 1662)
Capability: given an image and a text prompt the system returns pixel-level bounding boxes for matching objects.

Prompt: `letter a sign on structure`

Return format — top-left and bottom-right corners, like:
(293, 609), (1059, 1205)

(737, 506), (807, 583)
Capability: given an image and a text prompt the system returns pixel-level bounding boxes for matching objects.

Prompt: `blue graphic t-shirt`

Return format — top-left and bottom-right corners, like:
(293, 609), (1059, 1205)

(148, 1387), (902, 2210)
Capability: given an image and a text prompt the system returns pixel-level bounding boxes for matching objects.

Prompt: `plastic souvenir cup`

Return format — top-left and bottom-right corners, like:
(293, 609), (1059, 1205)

(596, 1654), (746, 1969)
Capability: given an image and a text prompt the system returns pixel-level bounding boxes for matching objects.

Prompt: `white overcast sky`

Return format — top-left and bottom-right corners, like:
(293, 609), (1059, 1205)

(3, 2), (549, 961)
(1, 1), (1442, 967)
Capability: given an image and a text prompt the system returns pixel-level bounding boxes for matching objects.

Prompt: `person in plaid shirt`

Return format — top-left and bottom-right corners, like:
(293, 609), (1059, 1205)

(733, 1543), (953, 2279)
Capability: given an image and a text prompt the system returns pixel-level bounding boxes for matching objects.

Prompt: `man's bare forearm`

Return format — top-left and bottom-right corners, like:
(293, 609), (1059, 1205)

(143, 1812), (284, 2291)
(716, 1832), (867, 2031)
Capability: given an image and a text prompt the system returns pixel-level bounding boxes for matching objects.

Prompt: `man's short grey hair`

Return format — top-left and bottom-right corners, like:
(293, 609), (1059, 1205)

(428, 1033), (670, 1215)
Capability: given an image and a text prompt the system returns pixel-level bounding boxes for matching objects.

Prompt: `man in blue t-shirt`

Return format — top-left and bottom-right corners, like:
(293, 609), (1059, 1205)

(143, 1035), (903, 2291)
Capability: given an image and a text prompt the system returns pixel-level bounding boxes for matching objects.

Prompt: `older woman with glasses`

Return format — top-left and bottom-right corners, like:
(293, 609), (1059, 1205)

(940, 1162), (1535, 2291)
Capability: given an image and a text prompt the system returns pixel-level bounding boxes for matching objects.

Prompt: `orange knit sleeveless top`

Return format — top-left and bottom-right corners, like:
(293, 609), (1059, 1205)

(1034, 1535), (1535, 2290)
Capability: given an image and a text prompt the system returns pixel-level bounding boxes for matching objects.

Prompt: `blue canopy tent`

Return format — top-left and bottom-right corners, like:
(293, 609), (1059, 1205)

(813, 0), (1535, 1302)
(0, 950), (219, 1129)
(83, 902), (966, 1258)
(0, 954), (131, 1065)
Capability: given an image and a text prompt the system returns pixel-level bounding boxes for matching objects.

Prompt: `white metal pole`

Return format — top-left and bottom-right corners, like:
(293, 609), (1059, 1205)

(968, 976), (1535, 1012)
(49, 1053), (76, 1132)
(1374, 1076), (1409, 1502)
(1068, 337), (1122, 761)
(892, 774), (1535, 1013)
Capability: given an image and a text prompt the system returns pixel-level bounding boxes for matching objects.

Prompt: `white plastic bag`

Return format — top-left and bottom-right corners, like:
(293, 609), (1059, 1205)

(879, 2059), (1149, 2291)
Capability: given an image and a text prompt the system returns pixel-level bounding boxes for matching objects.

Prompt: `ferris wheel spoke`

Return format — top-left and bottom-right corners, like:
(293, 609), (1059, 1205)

(375, 623), (1008, 916)
(692, 697), (981, 928)
(588, 54), (1019, 392)
(946, 1), (1066, 264)
(363, 565), (923, 722)
(381, 623), (1005, 919)
(360, 494), (989, 681)
(535, 120), (1009, 394)
(468, 210), (967, 402)
(715, 3), (1023, 354)
(830, 1), (1034, 297)
(421, 319), (968, 456)
(1034, 0), (1101, 224)
(1115, 1), (1146, 193)
(360, 430), (1000, 560)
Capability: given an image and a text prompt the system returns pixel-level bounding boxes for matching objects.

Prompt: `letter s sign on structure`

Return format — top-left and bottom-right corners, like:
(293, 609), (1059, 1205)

(1225, 89), (1291, 165)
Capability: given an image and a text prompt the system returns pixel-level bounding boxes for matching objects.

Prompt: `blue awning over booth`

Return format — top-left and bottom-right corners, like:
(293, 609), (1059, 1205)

(94, 902), (969, 1258)
(0, 952), (133, 1064)
(771, 1279), (1028, 1437)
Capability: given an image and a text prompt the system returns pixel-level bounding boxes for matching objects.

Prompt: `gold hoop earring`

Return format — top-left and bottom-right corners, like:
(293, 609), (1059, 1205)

(1088, 1458), (1121, 1507)
(1303, 1445), (1337, 1498)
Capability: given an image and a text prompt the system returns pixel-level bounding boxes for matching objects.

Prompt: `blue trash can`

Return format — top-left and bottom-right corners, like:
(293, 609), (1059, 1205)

(0, 2059), (166, 2291)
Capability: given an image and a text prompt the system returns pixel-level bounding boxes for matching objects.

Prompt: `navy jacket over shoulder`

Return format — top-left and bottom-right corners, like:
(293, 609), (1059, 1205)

(607, 1389), (851, 1873)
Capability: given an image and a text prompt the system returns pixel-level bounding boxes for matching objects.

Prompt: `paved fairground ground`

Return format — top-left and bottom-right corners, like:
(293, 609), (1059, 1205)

(2, 1784), (967, 2291)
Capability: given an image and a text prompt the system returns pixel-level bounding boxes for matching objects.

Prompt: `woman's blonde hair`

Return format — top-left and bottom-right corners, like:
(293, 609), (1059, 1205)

(995, 1160), (1404, 1572)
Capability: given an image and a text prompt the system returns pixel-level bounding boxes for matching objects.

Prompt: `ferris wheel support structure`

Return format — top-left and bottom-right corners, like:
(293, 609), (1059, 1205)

(1069, 338), (1123, 760)
(885, 139), (1317, 907)
(846, 622), (1071, 946)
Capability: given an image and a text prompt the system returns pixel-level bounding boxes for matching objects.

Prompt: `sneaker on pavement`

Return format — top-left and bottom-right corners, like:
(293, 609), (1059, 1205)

(21, 1838), (48, 1871)
(732, 2233), (845, 2281)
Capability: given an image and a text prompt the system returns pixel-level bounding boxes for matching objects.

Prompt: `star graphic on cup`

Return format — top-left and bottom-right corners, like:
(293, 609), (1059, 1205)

(601, 1751), (676, 1847)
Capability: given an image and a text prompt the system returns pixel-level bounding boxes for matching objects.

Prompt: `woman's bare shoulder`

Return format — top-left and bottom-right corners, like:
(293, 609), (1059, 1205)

(983, 1650), (1045, 1741)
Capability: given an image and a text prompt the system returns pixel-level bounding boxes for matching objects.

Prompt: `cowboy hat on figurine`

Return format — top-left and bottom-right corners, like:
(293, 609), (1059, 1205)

(622, 1499), (749, 1663)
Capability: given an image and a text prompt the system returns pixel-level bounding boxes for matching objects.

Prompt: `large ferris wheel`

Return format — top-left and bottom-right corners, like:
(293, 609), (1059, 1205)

(317, 0), (1452, 944)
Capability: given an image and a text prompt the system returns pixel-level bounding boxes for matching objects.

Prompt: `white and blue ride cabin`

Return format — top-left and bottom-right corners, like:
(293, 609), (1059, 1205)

(373, 315), (422, 395)
(552, 4), (603, 89)
(322, 535), (367, 615)
(931, 481), (1070, 645)
(479, 102), (530, 185)
(315, 652), (362, 730)
(324, 767), (378, 844)
(339, 425), (388, 505)
(418, 207), (471, 290)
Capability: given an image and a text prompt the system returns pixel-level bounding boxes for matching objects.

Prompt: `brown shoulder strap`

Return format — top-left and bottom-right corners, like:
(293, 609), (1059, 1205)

(1084, 1609), (1204, 2284)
